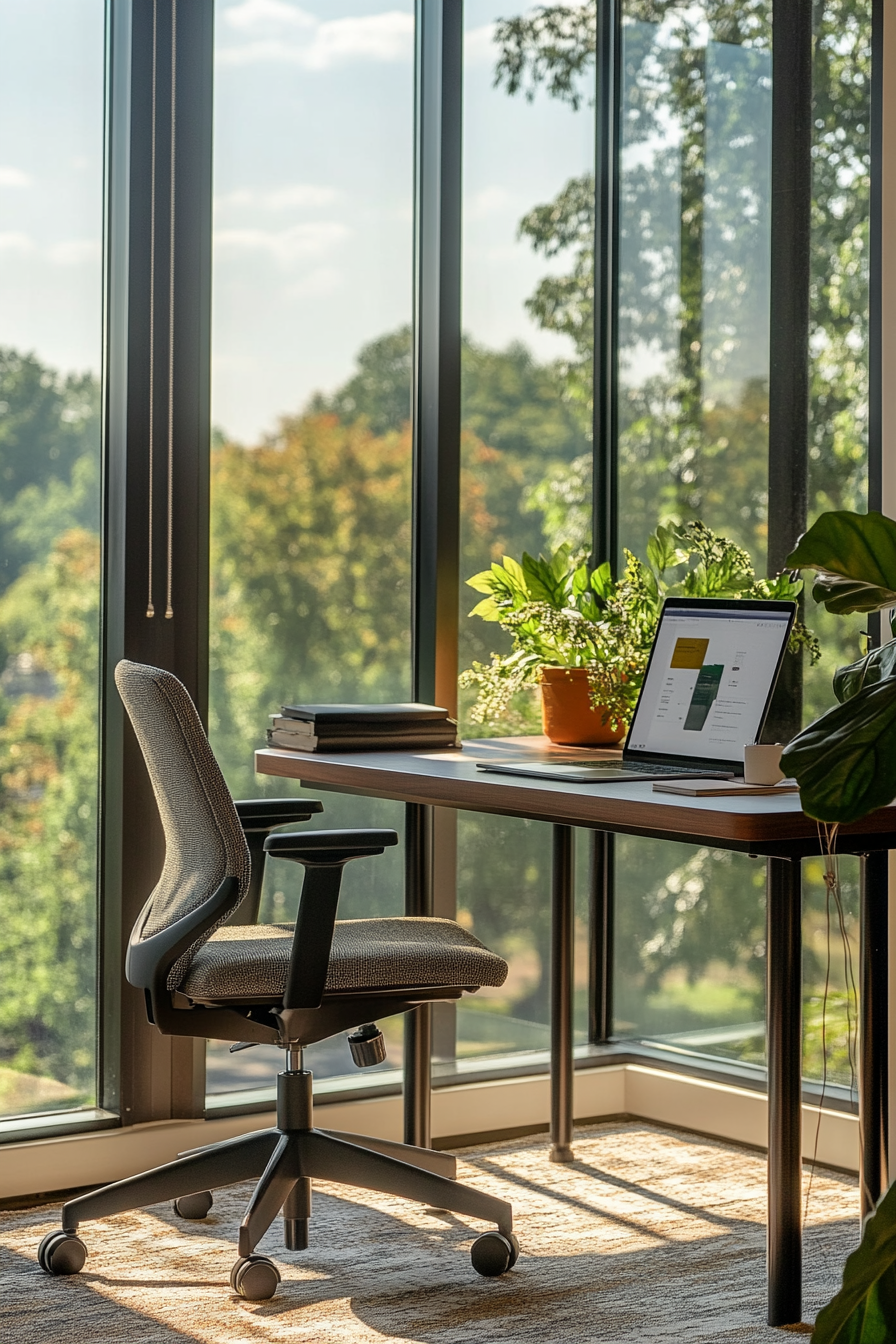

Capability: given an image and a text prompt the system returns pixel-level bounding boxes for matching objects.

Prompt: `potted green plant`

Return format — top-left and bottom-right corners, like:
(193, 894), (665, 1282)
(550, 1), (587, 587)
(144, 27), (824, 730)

(461, 521), (817, 745)
(783, 510), (896, 823)
(778, 509), (896, 1342)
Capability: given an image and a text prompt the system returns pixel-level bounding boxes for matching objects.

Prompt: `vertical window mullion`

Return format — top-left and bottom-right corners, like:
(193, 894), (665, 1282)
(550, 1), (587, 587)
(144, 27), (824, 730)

(765, 0), (813, 742)
(101, 0), (214, 1126)
(589, 0), (621, 1047)
(593, 0), (620, 573)
(412, 0), (463, 714)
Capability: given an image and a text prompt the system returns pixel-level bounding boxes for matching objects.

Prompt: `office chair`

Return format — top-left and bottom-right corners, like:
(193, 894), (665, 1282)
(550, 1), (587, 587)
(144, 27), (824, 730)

(38, 660), (517, 1300)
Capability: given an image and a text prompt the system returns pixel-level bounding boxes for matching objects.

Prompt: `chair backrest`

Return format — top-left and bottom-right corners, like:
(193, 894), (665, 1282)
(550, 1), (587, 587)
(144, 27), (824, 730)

(115, 661), (250, 960)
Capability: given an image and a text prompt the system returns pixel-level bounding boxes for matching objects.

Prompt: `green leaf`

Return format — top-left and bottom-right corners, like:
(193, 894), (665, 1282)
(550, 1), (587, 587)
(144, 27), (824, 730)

(549, 543), (571, 581)
(500, 555), (528, 591)
(468, 596), (501, 621)
(467, 569), (498, 595)
(520, 550), (557, 602)
(787, 512), (896, 615)
(812, 1179), (896, 1343)
(758, 572), (804, 601)
(781, 678), (896, 823)
(834, 644), (896, 703)
(590, 561), (615, 600)
(646, 525), (689, 575)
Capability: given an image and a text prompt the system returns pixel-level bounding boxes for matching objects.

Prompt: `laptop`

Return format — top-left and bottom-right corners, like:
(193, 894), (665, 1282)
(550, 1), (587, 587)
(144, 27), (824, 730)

(476, 597), (796, 785)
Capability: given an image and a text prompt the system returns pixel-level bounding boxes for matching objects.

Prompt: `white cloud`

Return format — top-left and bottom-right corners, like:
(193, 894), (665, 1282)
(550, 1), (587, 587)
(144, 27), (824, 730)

(0, 235), (100, 264)
(217, 8), (413, 70)
(464, 23), (497, 66)
(214, 220), (350, 263)
(224, 0), (315, 31)
(48, 240), (101, 266)
(465, 186), (512, 221)
(285, 265), (343, 299)
(0, 166), (31, 188)
(215, 183), (339, 211)
(0, 232), (35, 254)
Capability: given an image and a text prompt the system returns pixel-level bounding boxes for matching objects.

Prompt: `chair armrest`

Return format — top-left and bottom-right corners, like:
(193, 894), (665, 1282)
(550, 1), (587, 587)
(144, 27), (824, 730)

(231, 799), (325, 927)
(264, 828), (399, 864)
(235, 798), (323, 832)
(264, 829), (399, 1011)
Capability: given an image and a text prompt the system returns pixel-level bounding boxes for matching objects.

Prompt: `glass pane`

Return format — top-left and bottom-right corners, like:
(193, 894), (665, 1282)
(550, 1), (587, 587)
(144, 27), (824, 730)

(208, 0), (414, 1101)
(803, 3), (871, 726)
(0, 1), (104, 1118)
(614, 4), (773, 1065)
(801, 1), (870, 1091)
(456, 2), (594, 1064)
(613, 0), (871, 1089)
(617, 6), (772, 563)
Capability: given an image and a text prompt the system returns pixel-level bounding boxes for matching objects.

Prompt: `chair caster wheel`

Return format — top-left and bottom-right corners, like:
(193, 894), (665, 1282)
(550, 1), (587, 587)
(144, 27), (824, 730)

(38, 1230), (87, 1276)
(470, 1231), (519, 1277)
(230, 1254), (281, 1300)
(173, 1191), (213, 1219)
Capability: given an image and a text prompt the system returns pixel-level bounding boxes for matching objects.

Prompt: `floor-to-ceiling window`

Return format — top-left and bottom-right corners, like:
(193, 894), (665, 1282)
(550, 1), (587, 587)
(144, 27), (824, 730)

(0, 0), (105, 1124)
(611, 0), (871, 1094)
(454, 1), (595, 1067)
(0, 0), (876, 1143)
(206, 0), (415, 1102)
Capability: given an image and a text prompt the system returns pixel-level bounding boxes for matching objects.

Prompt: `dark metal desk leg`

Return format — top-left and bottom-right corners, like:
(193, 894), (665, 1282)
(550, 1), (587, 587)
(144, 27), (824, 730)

(551, 824), (575, 1163)
(588, 831), (614, 1044)
(766, 856), (803, 1327)
(860, 852), (889, 1217)
(404, 803), (433, 1148)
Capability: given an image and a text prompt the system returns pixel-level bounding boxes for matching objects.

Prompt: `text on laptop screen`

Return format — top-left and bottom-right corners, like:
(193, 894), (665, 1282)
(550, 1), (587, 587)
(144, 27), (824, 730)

(626, 606), (793, 761)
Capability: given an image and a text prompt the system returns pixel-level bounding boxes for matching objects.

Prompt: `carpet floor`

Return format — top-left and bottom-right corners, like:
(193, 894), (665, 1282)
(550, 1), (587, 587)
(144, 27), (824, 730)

(0, 1120), (858, 1343)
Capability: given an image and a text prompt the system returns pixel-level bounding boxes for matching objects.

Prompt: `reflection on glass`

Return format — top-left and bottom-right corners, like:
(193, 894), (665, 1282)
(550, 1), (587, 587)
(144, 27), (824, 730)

(803, 4), (871, 726)
(618, 6), (772, 564)
(208, 0), (414, 1100)
(613, 1), (870, 1087)
(456, 2), (594, 1061)
(0, 1), (104, 1118)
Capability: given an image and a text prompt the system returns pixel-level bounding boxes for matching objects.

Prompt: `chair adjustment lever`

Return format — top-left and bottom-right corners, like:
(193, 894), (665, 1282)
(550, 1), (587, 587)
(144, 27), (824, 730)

(229, 1041), (260, 1053)
(348, 1024), (387, 1068)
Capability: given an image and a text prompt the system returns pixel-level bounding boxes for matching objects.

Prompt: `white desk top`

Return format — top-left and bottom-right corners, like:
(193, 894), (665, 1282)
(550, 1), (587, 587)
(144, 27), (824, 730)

(255, 736), (896, 856)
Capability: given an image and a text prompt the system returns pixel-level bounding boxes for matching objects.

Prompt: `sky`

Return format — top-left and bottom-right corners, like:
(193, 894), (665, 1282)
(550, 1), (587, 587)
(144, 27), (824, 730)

(0, 0), (592, 446)
(212, 0), (592, 442)
(0, 2), (105, 386)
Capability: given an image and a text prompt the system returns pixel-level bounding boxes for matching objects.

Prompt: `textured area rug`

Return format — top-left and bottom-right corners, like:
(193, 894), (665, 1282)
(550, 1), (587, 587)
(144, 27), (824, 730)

(0, 1121), (858, 1343)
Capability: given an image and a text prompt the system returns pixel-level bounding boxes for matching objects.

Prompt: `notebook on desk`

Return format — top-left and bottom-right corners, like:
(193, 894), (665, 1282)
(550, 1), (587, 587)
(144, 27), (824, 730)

(476, 597), (796, 785)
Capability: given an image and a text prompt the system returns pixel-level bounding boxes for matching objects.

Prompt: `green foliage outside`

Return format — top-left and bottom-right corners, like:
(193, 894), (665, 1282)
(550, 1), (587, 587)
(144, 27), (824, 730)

(0, 350), (101, 1107)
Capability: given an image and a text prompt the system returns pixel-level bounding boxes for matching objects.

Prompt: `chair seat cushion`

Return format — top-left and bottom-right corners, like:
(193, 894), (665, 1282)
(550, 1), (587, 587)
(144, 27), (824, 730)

(180, 917), (508, 1001)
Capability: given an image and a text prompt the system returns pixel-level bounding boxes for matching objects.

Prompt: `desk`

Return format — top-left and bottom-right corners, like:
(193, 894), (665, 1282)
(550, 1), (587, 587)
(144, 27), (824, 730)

(256, 737), (893, 1326)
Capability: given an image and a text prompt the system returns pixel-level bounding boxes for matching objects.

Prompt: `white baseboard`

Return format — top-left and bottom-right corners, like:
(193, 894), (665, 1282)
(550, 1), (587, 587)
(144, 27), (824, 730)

(0, 1063), (859, 1202)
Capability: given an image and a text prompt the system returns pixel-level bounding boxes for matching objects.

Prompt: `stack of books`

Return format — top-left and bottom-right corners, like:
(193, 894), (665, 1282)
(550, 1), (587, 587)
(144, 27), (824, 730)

(266, 703), (459, 753)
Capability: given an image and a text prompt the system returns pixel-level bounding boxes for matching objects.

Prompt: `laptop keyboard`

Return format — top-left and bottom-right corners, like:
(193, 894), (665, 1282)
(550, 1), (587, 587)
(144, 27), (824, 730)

(585, 761), (699, 775)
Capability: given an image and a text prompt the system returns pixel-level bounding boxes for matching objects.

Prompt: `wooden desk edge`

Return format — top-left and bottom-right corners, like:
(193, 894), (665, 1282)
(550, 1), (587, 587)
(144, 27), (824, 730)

(254, 747), (896, 852)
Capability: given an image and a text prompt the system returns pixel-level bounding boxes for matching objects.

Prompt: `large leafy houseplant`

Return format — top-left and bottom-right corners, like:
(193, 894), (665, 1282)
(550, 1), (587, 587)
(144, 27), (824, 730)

(461, 521), (816, 732)
(779, 510), (896, 1343)
(783, 510), (896, 825)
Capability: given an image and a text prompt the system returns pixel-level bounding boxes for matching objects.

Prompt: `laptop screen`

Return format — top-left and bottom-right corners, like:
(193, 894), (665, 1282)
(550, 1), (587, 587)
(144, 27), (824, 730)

(625, 599), (795, 768)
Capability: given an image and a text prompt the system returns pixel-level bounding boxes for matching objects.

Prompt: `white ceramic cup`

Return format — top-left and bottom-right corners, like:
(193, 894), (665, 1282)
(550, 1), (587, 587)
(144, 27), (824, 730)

(743, 742), (784, 786)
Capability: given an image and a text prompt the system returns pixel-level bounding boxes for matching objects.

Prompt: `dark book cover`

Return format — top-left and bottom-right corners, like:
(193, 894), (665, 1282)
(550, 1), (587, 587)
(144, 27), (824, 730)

(278, 702), (450, 725)
(270, 714), (457, 737)
(267, 728), (459, 753)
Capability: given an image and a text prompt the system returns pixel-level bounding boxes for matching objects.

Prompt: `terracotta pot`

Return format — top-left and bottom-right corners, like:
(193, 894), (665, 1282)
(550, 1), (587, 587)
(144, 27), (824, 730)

(539, 667), (626, 746)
